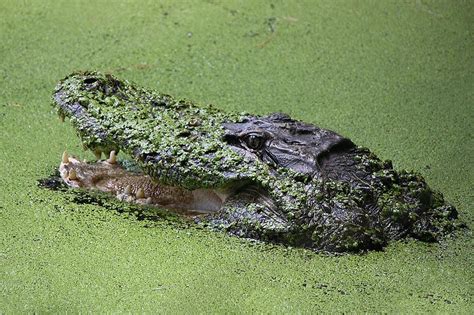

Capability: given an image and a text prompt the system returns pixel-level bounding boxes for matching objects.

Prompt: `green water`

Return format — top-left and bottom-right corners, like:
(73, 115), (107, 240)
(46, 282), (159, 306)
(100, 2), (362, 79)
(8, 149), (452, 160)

(1, 0), (472, 313)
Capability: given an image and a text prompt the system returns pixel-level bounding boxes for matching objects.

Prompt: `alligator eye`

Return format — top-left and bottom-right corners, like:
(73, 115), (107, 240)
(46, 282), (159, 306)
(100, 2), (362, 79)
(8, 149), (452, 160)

(244, 134), (265, 150)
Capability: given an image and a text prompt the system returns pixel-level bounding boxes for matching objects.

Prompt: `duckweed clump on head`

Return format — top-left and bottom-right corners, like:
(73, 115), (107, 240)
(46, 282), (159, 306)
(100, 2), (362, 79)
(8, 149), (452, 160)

(54, 71), (267, 190)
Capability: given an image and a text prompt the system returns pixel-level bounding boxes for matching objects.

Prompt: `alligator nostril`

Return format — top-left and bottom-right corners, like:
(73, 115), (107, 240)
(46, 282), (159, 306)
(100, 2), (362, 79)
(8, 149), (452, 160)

(83, 78), (98, 84)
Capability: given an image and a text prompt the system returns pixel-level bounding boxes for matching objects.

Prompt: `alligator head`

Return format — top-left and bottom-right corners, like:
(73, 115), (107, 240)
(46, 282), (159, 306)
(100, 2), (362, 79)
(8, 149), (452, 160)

(52, 71), (458, 252)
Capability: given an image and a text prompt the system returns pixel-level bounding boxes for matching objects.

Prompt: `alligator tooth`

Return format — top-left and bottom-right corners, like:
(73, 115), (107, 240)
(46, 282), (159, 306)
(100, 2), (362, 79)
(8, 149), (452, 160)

(83, 159), (87, 163)
(107, 150), (117, 164)
(124, 185), (132, 195)
(145, 197), (152, 204)
(136, 188), (145, 199)
(68, 169), (77, 180)
(94, 149), (102, 160)
(62, 151), (69, 164)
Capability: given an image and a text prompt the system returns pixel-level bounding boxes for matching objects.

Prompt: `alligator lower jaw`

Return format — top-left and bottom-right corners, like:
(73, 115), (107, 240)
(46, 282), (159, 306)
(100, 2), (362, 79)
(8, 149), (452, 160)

(59, 151), (227, 215)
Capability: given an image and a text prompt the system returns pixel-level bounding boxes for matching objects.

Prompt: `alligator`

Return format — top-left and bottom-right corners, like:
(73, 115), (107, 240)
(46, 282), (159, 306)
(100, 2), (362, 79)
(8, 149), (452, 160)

(52, 71), (458, 252)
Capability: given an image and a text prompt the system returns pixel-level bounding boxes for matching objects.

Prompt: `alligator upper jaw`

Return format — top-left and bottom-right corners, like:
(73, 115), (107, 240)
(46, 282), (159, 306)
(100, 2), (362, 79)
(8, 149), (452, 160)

(59, 150), (227, 215)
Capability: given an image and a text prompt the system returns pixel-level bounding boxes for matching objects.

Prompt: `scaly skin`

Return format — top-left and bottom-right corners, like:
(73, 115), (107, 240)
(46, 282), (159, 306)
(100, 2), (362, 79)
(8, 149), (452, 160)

(52, 71), (458, 252)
